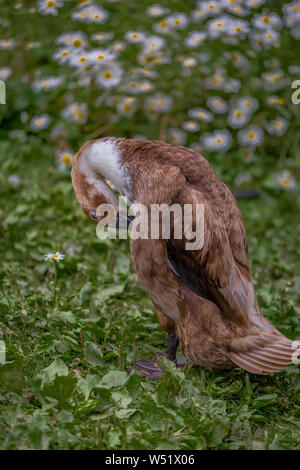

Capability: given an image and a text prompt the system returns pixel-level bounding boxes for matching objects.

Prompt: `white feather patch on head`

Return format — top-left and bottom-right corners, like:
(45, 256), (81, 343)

(79, 138), (132, 198)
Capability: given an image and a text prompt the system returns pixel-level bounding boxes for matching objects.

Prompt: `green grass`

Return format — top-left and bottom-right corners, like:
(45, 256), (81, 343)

(0, 137), (299, 450)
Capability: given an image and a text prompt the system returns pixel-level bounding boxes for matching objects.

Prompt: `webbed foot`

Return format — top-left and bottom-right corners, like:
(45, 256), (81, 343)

(128, 352), (185, 380)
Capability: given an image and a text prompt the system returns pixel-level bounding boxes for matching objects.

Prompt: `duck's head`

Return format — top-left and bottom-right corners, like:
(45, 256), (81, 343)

(71, 138), (127, 224)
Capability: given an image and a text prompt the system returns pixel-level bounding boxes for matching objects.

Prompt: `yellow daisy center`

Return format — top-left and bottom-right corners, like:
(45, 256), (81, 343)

(76, 111), (84, 120)
(234, 110), (243, 118)
(73, 39), (82, 48)
(280, 177), (291, 187)
(61, 153), (72, 164)
(104, 71), (113, 79)
(247, 132), (256, 139)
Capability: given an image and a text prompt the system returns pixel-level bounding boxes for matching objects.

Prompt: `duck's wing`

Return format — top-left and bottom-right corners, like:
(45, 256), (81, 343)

(170, 183), (260, 330)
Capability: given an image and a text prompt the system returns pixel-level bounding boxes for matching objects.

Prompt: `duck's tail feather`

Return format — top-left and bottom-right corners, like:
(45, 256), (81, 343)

(229, 334), (299, 375)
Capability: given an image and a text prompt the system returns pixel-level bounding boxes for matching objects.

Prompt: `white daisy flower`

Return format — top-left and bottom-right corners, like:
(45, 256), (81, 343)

(207, 15), (230, 38)
(228, 108), (250, 128)
(117, 96), (137, 116)
(275, 170), (297, 190)
(237, 96), (259, 113)
(252, 13), (282, 31)
(146, 4), (169, 17)
(62, 102), (88, 124)
(182, 121), (200, 132)
(261, 29), (280, 47)
(153, 19), (171, 35)
(237, 125), (264, 147)
(265, 117), (289, 136)
(145, 92), (173, 114)
(125, 31), (146, 43)
(68, 50), (90, 68)
(283, 1), (300, 16)
(222, 78), (242, 93)
(96, 64), (123, 89)
(289, 65), (300, 74)
(207, 96), (228, 114)
(184, 31), (206, 48)
(88, 48), (116, 66)
(30, 114), (51, 131)
(7, 174), (21, 187)
(188, 108), (213, 122)
(266, 95), (285, 106)
(37, 0), (64, 16)
(32, 76), (63, 92)
(56, 148), (74, 170)
(225, 4), (249, 17)
(91, 32), (114, 43)
(202, 1), (224, 17)
(72, 5), (108, 23)
(191, 8), (207, 22)
(0, 39), (15, 50)
(143, 35), (165, 53)
(44, 252), (65, 261)
(182, 57), (197, 68)
(111, 41), (126, 54)
(124, 80), (153, 94)
(261, 70), (288, 91)
(53, 48), (72, 64)
(201, 129), (232, 151)
(245, 0), (265, 8)
(227, 19), (250, 36)
(0, 67), (12, 81)
(56, 32), (87, 50)
(166, 13), (189, 30)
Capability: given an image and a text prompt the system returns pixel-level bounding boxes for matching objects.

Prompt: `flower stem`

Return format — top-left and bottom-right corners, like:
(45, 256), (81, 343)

(53, 260), (58, 306)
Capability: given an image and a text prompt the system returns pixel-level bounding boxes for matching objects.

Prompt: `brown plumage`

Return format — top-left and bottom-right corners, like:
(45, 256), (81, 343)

(72, 137), (298, 375)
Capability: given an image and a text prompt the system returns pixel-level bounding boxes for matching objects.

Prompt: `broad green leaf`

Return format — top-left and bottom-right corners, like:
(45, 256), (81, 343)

(100, 370), (128, 389)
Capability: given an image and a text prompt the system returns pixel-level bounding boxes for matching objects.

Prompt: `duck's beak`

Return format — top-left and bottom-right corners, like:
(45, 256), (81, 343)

(116, 212), (135, 230)
(90, 210), (99, 221)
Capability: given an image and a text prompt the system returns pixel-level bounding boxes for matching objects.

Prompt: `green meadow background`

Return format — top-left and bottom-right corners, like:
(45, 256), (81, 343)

(0, 0), (299, 450)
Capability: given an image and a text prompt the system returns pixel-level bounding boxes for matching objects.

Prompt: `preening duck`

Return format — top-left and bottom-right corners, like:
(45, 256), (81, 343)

(72, 137), (298, 378)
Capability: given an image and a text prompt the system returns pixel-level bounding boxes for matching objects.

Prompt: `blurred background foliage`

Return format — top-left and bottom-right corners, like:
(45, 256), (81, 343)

(0, 0), (299, 450)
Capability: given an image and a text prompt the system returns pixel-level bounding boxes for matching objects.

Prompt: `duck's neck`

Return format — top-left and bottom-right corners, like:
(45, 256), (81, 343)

(79, 137), (132, 199)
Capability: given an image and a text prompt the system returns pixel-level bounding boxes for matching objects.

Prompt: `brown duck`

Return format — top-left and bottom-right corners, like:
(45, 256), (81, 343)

(72, 137), (298, 377)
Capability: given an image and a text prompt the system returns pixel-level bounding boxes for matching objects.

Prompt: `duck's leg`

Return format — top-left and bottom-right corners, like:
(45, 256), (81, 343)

(133, 334), (185, 380)
(166, 333), (179, 361)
